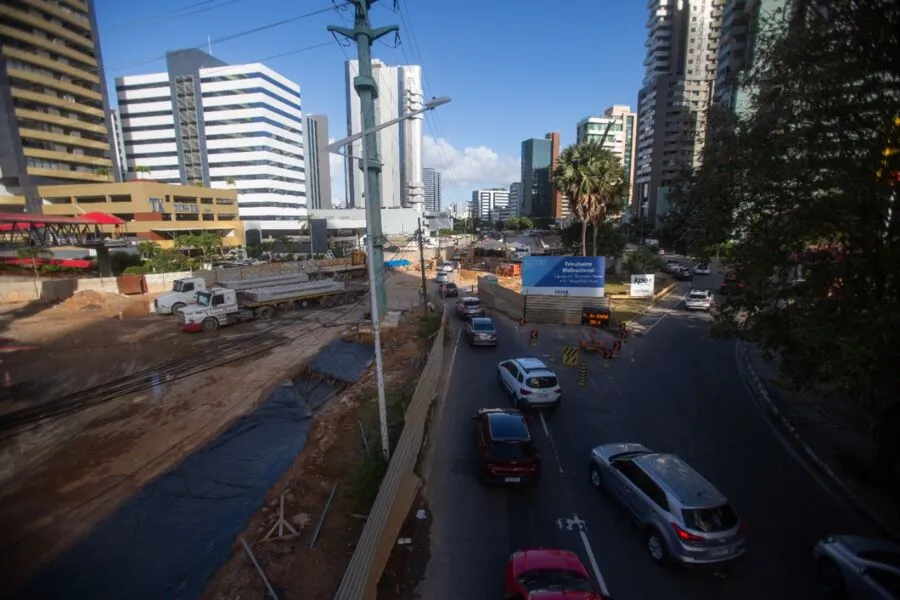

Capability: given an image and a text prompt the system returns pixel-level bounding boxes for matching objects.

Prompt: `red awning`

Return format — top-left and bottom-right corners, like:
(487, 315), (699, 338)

(78, 212), (126, 225)
(0, 257), (94, 268)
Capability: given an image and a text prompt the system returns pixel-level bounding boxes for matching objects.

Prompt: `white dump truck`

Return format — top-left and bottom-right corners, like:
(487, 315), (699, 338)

(177, 279), (366, 332)
(153, 272), (313, 315)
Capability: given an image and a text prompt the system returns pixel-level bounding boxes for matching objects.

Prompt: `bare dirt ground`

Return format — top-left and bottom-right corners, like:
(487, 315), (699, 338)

(202, 316), (432, 600)
(0, 288), (367, 593)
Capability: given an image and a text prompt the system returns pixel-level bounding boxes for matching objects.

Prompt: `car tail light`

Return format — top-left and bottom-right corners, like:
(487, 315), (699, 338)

(554, 387), (562, 393)
(520, 389), (532, 395)
(670, 522), (704, 543)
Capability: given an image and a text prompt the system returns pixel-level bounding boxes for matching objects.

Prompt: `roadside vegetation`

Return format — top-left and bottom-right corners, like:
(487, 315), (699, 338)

(661, 2), (900, 476)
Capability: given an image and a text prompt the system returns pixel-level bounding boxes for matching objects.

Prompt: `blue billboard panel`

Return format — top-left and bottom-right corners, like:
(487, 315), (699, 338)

(521, 256), (605, 297)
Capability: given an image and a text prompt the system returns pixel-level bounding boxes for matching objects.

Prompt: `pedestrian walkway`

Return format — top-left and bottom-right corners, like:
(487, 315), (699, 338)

(742, 344), (900, 538)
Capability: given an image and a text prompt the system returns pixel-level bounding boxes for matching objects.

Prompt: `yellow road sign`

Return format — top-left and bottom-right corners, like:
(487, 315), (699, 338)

(563, 346), (579, 367)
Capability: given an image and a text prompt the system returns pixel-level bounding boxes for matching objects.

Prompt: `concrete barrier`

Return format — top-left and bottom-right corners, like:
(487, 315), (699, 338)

(0, 271), (194, 304)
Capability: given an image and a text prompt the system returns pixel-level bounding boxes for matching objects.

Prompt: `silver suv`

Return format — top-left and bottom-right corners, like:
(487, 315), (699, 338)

(589, 443), (746, 568)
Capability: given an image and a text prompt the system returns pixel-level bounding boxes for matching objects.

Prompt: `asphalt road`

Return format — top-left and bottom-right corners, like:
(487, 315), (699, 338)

(419, 268), (871, 600)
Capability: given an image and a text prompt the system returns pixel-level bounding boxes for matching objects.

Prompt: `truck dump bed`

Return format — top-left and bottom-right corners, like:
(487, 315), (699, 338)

(237, 279), (345, 304)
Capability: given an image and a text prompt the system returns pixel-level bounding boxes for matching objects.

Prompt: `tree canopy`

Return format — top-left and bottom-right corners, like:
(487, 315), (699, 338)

(665, 0), (900, 463)
(552, 140), (627, 256)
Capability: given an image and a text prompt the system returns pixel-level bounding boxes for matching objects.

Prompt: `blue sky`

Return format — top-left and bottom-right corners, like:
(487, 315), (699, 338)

(95, 0), (647, 208)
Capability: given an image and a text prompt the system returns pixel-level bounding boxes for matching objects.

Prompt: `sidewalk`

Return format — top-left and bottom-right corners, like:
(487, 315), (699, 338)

(741, 343), (900, 538)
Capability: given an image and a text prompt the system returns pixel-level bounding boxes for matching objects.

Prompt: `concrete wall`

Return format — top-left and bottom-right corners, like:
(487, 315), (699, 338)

(0, 271), (193, 304)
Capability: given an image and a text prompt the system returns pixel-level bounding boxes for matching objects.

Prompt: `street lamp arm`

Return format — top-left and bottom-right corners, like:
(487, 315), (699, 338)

(327, 96), (451, 153)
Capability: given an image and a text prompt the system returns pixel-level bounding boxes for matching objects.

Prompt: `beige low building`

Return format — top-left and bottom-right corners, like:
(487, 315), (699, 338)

(39, 181), (244, 248)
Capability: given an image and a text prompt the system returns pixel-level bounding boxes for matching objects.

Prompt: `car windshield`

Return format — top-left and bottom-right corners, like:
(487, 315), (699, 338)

(472, 321), (494, 331)
(682, 504), (739, 532)
(518, 569), (593, 593)
(526, 376), (558, 389)
(196, 292), (212, 307)
(445, 284), (457, 290)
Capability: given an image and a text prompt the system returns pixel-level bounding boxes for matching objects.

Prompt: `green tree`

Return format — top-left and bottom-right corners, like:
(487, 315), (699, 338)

(137, 241), (161, 259)
(173, 232), (223, 260)
(518, 216), (534, 231)
(622, 245), (663, 275)
(677, 1), (900, 467)
(133, 165), (152, 179)
(94, 166), (111, 180)
(552, 140), (627, 256)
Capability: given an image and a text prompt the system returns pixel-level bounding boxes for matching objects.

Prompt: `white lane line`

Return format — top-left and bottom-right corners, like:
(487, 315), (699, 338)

(640, 292), (688, 336)
(575, 516), (609, 596)
(538, 411), (565, 474)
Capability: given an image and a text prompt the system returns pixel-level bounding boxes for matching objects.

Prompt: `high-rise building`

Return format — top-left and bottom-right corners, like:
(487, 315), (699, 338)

(520, 132), (562, 220)
(470, 188), (509, 222)
(0, 0), (117, 212)
(576, 105), (638, 207)
(304, 114), (330, 210)
(634, 0), (724, 226)
(116, 49), (307, 237)
(508, 182), (522, 219)
(344, 59), (424, 211)
(423, 167), (442, 212)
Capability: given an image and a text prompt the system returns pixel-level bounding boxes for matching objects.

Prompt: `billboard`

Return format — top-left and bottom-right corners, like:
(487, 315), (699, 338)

(521, 256), (605, 297)
(630, 274), (655, 298)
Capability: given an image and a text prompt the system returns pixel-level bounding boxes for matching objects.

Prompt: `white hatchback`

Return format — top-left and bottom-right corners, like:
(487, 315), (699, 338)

(497, 358), (562, 409)
(441, 263), (454, 273)
(685, 289), (713, 311)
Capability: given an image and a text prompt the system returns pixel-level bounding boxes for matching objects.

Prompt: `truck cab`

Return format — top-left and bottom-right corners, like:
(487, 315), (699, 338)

(154, 277), (209, 315)
(179, 289), (240, 332)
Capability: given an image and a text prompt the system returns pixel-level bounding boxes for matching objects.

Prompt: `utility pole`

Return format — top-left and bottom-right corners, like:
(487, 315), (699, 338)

(328, 1), (397, 319)
(417, 217), (428, 316)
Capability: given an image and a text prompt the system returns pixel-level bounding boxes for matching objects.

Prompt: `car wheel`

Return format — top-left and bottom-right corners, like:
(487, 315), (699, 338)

(647, 529), (672, 566)
(816, 558), (846, 598)
(172, 302), (185, 314)
(589, 464), (605, 492)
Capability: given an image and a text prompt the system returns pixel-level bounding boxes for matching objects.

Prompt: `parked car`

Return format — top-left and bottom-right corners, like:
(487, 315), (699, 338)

(456, 296), (486, 319)
(685, 289), (713, 311)
(497, 358), (562, 410)
(588, 443), (746, 568)
(441, 263), (454, 272)
(466, 316), (498, 346)
(663, 260), (682, 274)
(720, 271), (744, 295)
(504, 548), (608, 599)
(473, 408), (541, 485)
(436, 272), (450, 284)
(441, 282), (459, 298)
(693, 263), (711, 275)
(813, 535), (900, 599)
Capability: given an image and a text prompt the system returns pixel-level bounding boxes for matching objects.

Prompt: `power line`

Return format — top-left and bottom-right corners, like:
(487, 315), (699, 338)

(105, 0), (246, 35)
(107, 2), (350, 72)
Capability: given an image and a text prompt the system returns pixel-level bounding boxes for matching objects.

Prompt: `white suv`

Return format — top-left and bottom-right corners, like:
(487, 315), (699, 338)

(685, 289), (713, 311)
(497, 358), (562, 409)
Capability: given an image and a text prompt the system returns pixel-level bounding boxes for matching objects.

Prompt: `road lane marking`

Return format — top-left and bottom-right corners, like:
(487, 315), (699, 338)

(558, 513), (609, 596)
(538, 411), (565, 474)
(640, 292), (688, 336)
(439, 329), (462, 407)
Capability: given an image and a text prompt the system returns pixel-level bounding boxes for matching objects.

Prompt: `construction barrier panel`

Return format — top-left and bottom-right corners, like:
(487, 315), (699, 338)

(334, 326), (445, 600)
(562, 346), (580, 367)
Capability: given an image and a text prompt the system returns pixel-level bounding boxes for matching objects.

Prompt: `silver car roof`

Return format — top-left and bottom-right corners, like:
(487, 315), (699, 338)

(634, 453), (727, 507)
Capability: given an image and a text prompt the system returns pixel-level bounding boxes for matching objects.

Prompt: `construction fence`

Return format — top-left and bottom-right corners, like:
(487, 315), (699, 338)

(477, 277), (678, 325)
(334, 325), (446, 600)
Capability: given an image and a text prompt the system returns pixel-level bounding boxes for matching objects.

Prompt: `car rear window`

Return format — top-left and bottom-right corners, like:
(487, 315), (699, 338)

(472, 321), (493, 331)
(682, 504), (739, 532)
(688, 292), (708, 299)
(490, 442), (528, 460)
(724, 272), (737, 282)
(526, 376), (558, 389)
(445, 283), (457, 290)
(464, 299), (481, 307)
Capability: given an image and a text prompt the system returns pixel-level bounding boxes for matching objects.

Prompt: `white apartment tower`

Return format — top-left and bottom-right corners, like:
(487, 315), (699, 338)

(423, 167), (442, 212)
(344, 59), (424, 211)
(470, 188), (510, 222)
(576, 105), (638, 207)
(115, 49), (307, 237)
(634, 0), (724, 226)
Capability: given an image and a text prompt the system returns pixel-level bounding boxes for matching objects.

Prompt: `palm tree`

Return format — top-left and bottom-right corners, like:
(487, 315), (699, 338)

(552, 141), (627, 257)
(225, 177), (236, 188)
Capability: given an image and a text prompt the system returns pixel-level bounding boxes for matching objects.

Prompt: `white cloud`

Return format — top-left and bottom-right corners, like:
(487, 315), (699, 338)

(423, 135), (519, 189)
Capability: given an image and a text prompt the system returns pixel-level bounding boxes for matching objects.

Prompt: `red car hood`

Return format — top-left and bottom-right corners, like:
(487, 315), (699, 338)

(530, 592), (603, 600)
(513, 549), (585, 575)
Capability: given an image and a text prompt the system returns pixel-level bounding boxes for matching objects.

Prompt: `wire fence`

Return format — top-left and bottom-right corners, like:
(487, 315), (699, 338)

(333, 324), (446, 600)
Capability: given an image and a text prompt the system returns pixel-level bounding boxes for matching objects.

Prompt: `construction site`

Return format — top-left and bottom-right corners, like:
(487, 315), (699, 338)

(0, 244), (441, 598)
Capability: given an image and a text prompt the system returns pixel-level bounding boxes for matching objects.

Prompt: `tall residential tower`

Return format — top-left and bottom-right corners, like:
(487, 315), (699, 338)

(0, 0), (117, 212)
(115, 49), (307, 238)
(304, 114), (331, 210)
(577, 105), (638, 207)
(423, 167), (442, 212)
(634, 0), (724, 226)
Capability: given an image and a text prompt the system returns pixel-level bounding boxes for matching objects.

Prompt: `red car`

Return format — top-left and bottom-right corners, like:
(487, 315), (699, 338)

(504, 549), (608, 599)
(720, 271), (745, 295)
(473, 408), (541, 484)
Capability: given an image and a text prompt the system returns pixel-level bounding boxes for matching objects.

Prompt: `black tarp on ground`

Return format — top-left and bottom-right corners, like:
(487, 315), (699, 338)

(307, 339), (375, 384)
(20, 376), (339, 600)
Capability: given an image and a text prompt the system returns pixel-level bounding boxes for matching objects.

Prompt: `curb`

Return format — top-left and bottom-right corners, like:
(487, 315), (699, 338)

(623, 280), (679, 329)
(739, 345), (897, 539)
